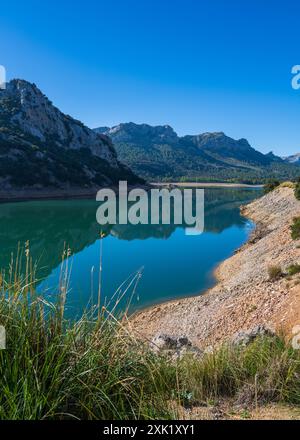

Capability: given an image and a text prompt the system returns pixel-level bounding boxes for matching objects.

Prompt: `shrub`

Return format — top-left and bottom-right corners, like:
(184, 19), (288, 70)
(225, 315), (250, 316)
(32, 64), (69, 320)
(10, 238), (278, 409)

(294, 179), (300, 201)
(291, 217), (300, 240)
(263, 180), (280, 194)
(287, 264), (300, 276)
(280, 181), (295, 188)
(268, 265), (283, 280)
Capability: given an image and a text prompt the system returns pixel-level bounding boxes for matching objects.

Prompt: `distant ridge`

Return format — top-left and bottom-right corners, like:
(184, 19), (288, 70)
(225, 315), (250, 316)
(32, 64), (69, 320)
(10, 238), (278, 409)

(283, 153), (300, 166)
(94, 123), (299, 183)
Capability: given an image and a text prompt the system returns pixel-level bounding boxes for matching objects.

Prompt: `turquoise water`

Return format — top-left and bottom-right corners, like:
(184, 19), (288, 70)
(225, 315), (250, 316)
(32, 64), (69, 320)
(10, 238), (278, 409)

(0, 188), (262, 317)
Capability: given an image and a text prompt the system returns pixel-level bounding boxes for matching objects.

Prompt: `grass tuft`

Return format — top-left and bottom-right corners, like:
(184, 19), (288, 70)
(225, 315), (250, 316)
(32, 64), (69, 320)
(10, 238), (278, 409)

(268, 265), (283, 281)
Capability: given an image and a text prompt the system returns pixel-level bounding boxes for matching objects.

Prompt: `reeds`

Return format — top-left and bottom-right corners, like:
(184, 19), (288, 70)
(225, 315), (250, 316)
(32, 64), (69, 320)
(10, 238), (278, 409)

(0, 245), (300, 419)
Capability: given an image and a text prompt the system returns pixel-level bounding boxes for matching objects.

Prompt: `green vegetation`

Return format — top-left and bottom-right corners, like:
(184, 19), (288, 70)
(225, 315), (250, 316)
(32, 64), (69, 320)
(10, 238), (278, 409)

(1, 252), (300, 420)
(287, 264), (300, 276)
(0, 253), (174, 420)
(179, 336), (300, 407)
(0, 132), (141, 188)
(263, 179), (280, 194)
(279, 181), (295, 188)
(268, 265), (283, 280)
(291, 217), (300, 240)
(114, 141), (299, 184)
(294, 178), (300, 201)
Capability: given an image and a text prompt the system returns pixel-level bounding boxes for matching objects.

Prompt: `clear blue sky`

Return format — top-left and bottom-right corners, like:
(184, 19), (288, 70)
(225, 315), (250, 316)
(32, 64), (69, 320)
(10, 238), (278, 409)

(1, 0), (299, 155)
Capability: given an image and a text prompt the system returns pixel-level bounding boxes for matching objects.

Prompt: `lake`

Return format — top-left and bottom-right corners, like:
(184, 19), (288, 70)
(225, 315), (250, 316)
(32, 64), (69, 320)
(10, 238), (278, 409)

(0, 188), (262, 317)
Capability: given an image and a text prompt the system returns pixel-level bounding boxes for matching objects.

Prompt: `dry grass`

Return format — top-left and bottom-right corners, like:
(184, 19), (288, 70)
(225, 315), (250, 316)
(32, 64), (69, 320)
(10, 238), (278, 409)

(268, 265), (283, 281)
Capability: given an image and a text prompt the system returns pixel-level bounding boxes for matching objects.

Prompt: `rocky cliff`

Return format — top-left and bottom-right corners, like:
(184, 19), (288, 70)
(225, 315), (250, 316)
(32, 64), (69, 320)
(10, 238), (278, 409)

(0, 80), (142, 197)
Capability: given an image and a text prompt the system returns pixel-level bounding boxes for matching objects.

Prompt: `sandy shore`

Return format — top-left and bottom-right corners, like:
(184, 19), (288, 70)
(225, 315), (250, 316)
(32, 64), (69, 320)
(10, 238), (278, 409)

(129, 186), (300, 348)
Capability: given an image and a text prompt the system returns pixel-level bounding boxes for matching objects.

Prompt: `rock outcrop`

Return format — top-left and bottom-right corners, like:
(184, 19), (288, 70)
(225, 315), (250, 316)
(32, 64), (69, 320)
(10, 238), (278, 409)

(150, 333), (203, 360)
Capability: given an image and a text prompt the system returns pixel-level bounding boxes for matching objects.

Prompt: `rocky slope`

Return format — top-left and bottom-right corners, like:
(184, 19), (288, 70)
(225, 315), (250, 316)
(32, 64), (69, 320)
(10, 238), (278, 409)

(95, 123), (299, 182)
(0, 80), (142, 197)
(283, 153), (300, 166)
(129, 186), (300, 349)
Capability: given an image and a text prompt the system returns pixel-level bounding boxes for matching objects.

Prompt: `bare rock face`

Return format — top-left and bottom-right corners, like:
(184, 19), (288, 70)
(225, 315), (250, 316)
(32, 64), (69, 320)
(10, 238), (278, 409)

(2, 80), (117, 162)
(96, 123), (179, 146)
(0, 79), (142, 190)
(231, 325), (276, 347)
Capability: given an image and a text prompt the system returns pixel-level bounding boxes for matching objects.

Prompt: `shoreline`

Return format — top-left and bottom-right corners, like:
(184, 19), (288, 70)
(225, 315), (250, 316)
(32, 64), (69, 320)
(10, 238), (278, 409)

(0, 182), (262, 203)
(151, 182), (263, 188)
(0, 183), (151, 203)
(130, 220), (256, 319)
(129, 186), (300, 349)
(0, 189), (99, 203)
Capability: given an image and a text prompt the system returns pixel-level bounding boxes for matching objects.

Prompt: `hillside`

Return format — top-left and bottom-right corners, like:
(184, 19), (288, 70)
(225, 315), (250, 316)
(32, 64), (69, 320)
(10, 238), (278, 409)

(0, 80), (142, 197)
(95, 123), (300, 183)
(130, 185), (300, 348)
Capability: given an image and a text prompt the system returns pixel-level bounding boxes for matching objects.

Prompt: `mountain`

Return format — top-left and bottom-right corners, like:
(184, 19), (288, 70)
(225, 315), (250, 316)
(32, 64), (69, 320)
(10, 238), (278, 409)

(0, 80), (142, 194)
(95, 123), (299, 183)
(283, 153), (300, 166)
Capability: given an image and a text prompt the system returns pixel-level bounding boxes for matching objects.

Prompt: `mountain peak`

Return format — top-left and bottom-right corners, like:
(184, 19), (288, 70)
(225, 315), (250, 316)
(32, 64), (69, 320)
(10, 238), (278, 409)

(95, 122), (179, 145)
(200, 131), (226, 137)
(0, 79), (142, 190)
(0, 78), (116, 159)
(4, 79), (48, 104)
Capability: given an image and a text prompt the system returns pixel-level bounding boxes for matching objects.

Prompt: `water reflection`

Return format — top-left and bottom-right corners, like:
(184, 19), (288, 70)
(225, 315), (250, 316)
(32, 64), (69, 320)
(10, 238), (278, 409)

(0, 189), (260, 273)
(0, 188), (262, 313)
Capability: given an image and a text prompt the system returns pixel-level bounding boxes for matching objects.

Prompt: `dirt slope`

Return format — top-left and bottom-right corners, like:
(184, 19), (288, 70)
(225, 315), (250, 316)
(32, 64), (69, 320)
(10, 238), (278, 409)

(129, 186), (300, 349)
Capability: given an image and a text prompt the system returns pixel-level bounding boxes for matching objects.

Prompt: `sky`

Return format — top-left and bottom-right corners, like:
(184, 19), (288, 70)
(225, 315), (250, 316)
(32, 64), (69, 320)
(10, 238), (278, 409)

(0, 0), (299, 155)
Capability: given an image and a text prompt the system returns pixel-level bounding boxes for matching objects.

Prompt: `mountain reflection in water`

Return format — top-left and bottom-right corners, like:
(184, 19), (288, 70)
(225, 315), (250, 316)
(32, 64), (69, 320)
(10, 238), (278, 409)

(0, 188), (262, 315)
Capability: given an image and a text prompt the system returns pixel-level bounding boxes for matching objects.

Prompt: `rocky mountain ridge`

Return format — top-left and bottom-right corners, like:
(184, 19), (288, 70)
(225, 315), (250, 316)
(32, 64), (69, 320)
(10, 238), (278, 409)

(283, 153), (300, 166)
(95, 123), (299, 182)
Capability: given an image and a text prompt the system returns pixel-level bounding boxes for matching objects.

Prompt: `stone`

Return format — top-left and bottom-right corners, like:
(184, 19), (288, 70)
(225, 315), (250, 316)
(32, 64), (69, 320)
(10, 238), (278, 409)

(150, 333), (202, 360)
(231, 325), (276, 346)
